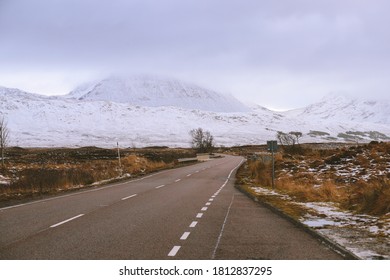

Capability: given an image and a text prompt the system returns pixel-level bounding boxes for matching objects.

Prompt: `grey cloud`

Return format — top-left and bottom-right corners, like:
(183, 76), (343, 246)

(1, 0), (390, 108)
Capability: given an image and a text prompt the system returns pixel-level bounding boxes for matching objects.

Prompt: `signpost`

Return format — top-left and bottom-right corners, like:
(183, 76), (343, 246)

(117, 142), (122, 176)
(267, 140), (277, 188)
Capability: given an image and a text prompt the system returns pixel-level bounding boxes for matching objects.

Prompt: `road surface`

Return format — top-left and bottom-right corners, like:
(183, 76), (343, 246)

(0, 155), (343, 259)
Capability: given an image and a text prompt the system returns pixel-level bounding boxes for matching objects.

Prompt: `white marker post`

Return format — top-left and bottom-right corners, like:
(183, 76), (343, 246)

(117, 142), (122, 176)
(267, 140), (278, 189)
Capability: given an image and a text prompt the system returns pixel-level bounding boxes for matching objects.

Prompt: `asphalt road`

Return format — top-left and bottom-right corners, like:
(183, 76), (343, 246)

(0, 155), (343, 259)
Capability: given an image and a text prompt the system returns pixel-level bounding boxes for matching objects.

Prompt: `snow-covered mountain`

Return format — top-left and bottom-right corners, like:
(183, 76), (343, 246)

(287, 93), (390, 124)
(0, 79), (389, 148)
(66, 75), (250, 113)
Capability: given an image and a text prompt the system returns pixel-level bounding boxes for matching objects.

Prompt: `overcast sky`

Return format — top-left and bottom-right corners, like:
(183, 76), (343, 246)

(1, 0), (390, 110)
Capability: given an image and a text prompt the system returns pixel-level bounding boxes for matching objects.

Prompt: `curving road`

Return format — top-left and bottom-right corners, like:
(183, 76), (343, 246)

(0, 155), (343, 259)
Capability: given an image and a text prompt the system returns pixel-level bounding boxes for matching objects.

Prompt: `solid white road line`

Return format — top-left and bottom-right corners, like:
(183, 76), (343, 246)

(227, 158), (245, 180)
(50, 214), (84, 228)
(212, 195), (235, 259)
(155, 185), (165, 189)
(222, 179), (229, 187)
(189, 221), (198, 228)
(180, 232), (191, 240)
(121, 194), (138, 201)
(168, 246), (181, 257)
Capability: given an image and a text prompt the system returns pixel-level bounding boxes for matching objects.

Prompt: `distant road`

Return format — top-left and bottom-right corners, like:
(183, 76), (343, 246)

(0, 155), (342, 259)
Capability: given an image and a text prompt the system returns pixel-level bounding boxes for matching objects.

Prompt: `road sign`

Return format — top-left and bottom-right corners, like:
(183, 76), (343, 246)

(267, 140), (278, 152)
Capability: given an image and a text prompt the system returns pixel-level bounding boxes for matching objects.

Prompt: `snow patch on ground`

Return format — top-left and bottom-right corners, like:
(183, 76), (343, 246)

(0, 175), (11, 185)
(250, 186), (390, 260)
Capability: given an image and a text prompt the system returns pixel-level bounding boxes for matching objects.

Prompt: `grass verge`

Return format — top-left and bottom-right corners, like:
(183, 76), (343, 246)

(0, 147), (196, 203)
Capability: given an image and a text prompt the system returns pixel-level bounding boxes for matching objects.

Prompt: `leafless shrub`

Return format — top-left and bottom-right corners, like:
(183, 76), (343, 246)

(0, 116), (10, 168)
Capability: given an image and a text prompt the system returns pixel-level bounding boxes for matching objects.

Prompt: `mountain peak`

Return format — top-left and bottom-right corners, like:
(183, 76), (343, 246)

(67, 75), (250, 113)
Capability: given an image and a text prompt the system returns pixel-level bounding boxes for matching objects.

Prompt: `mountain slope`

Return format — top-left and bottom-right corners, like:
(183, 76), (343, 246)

(0, 83), (389, 147)
(67, 75), (250, 113)
(287, 93), (390, 124)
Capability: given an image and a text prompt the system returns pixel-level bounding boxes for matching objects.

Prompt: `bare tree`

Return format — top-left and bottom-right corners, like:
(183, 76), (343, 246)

(190, 127), (204, 151)
(189, 128), (215, 153)
(204, 130), (214, 153)
(0, 116), (10, 167)
(289, 131), (303, 145)
(276, 131), (295, 146)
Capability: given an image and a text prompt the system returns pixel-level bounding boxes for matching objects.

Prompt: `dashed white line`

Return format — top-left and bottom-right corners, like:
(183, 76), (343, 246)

(175, 179), (181, 182)
(0, 168), (174, 211)
(168, 246), (181, 257)
(155, 185), (165, 189)
(189, 221), (198, 228)
(121, 194), (138, 201)
(166, 158), (244, 259)
(180, 232), (191, 240)
(50, 214), (84, 228)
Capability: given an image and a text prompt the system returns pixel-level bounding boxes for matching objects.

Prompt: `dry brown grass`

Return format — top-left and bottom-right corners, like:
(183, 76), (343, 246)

(274, 178), (347, 203)
(0, 153), (173, 201)
(248, 160), (272, 187)
(345, 178), (390, 216)
(243, 142), (390, 216)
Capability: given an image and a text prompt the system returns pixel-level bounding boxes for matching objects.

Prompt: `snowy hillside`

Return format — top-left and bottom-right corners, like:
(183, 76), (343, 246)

(283, 93), (390, 142)
(288, 93), (390, 124)
(67, 75), (250, 113)
(0, 80), (389, 148)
